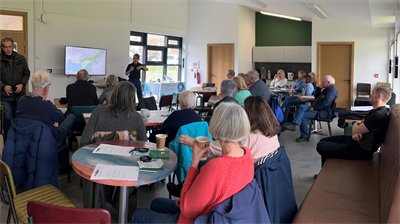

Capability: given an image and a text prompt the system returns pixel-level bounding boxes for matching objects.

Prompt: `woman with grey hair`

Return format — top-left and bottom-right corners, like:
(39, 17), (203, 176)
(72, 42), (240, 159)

(158, 90), (201, 146)
(80, 81), (147, 146)
(132, 102), (254, 224)
(98, 74), (119, 105)
(206, 79), (238, 120)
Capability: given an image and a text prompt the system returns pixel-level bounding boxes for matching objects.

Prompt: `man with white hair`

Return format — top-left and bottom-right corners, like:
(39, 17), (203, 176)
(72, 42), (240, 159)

(245, 70), (270, 101)
(282, 75), (338, 142)
(65, 69), (98, 114)
(15, 70), (75, 148)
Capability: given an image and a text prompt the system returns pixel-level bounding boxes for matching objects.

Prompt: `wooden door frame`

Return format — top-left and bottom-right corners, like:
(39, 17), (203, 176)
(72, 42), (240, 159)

(317, 42), (355, 107)
(0, 10), (28, 60)
(207, 43), (234, 83)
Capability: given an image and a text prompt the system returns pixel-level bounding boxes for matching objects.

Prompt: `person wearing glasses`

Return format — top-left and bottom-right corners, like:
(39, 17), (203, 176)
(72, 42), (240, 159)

(14, 70), (75, 148)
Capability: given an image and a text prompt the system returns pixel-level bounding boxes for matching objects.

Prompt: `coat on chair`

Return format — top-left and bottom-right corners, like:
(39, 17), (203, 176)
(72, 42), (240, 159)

(2, 118), (59, 190)
(254, 146), (297, 224)
(169, 121), (212, 183)
(193, 179), (271, 224)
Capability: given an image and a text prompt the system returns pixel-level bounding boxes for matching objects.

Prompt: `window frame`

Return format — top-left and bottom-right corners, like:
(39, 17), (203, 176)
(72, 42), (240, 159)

(130, 31), (183, 83)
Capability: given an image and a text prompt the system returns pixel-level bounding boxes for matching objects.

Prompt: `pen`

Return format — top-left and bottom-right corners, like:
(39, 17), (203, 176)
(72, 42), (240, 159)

(129, 147), (137, 153)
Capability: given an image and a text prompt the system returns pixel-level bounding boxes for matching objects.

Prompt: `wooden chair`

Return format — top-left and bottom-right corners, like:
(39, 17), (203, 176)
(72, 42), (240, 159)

(307, 100), (337, 141)
(0, 160), (74, 224)
(354, 83), (371, 106)
(159, 95), (173, 112)
(27, 201), (111, 224)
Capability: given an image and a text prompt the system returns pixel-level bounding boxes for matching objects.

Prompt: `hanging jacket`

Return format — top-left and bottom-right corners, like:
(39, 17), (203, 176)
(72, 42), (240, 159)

(268, 93), (284, 125)
(254, 146), (297, 224)
(2, 118), (59, 190)
(169, 122), (213, 183)
(193, 179), (271, 224)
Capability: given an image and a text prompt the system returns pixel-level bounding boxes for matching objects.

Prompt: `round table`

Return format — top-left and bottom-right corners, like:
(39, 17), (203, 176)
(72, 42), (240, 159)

(72, 140), (177, 224)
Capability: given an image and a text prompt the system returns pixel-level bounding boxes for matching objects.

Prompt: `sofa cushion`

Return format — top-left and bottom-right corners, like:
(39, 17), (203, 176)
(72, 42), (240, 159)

(293, 156), (379, 223)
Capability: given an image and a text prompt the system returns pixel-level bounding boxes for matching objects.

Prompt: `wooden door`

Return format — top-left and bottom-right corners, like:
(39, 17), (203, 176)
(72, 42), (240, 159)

(0, 10), (29, 93)
(207, 44), (234, 94)
(317, 42), (354, 108)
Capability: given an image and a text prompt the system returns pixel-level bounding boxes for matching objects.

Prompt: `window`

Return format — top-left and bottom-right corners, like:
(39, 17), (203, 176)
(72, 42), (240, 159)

(0, 15), (23, 31)
(130, 31), (183, 83)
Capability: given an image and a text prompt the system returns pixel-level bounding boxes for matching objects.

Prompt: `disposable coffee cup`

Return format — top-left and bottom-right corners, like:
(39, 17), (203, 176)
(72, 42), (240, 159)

(156, 134), (167, 150)
(195, 136), (211, 158)
(141, 109), (149, 118)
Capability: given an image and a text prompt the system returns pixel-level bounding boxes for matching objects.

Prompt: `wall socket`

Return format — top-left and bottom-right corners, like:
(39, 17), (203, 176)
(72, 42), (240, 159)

(46, 69), (52, 73)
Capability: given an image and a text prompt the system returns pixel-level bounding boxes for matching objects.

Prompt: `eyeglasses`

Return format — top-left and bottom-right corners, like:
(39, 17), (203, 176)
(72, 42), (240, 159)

(45, 83), (52, 88)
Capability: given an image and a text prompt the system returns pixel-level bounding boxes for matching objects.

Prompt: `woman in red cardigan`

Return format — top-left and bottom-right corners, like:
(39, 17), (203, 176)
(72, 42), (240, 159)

(132, 102), (254, 224)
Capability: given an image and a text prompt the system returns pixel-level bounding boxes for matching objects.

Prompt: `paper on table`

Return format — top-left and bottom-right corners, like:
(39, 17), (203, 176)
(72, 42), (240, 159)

(90, 164), (139, 180)
(93, 144), (134, 157)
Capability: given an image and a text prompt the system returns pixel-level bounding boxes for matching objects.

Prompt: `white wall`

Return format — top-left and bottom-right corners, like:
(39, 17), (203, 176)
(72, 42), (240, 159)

(237, 5), (255, 73)
(312, 19), (390, 102)
(185, 0), (239, 90)
(1, 0), (189, 101)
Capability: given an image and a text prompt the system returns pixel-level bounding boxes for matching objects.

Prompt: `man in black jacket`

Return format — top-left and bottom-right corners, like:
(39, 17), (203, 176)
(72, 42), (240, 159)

(65, 69), (98, 114)
(1, 37), (30, 141)
(282, 75), (338, 142)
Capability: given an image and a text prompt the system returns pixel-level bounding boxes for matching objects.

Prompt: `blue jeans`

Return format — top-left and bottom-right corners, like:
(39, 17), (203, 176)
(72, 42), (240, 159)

(281, 96), (304, 120)
(1, 101), (18, 142)
(292, 104), (318, 138)
(55, 114), (75, 148)
(132, 198), (181, 224)
(130, 79), (143, 100)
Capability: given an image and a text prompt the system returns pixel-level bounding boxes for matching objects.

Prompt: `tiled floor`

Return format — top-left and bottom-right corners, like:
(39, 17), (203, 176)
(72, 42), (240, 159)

(0, 117), (344, 223)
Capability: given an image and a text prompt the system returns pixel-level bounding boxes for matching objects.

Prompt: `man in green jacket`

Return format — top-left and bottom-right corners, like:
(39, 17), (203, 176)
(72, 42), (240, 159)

(1, 37), (30, 141)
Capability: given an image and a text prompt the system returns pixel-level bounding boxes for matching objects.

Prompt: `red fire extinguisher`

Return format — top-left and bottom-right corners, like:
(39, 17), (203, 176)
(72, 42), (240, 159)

(196, 71), (200, 84)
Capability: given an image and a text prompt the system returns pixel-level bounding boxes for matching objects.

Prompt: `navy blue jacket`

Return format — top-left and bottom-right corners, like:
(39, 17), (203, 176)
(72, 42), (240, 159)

(2, 118), (59, 190)
(313, 85), (338, 120)
(194, 179), (271, 224)
(160, 109), (201, 147)
(254, 146), (297, 224)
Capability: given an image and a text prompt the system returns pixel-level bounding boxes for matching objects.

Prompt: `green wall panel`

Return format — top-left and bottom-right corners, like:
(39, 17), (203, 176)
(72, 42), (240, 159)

(255, 12), (312, 46)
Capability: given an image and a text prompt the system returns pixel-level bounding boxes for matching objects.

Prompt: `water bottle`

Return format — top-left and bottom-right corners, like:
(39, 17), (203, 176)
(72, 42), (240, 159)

(261, 67), (266, 79)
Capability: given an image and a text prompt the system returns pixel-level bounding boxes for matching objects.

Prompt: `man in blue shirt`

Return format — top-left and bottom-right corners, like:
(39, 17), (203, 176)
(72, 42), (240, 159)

(125, 53), (148, 99)
(282, 75), (338, 142)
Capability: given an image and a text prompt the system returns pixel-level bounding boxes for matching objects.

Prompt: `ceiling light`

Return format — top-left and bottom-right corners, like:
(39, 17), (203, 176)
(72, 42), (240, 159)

(305, 3), (328, 19)
(251, 0), (267, 8)
(260, 11), (302, 21)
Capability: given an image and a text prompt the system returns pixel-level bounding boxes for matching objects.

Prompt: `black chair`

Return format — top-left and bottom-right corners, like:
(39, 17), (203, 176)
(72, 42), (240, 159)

(137, 96), (157, 111)
(194, 92), (216, 116)
(307, 99), (337, 141)
(159, 95), (173, 112)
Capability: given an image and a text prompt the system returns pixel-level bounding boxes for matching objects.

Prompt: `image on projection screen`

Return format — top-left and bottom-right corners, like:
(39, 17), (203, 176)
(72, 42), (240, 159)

(65, 46), (107, 75)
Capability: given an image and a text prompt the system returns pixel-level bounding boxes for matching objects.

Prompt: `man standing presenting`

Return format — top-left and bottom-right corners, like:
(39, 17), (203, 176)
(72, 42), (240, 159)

(316, 86), (391, 167)
(282, 75), (338, 142)
(126, 53), (148, 100)
(245, 70), (270, 101)
(0, 37), (30, 141)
